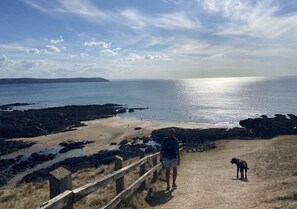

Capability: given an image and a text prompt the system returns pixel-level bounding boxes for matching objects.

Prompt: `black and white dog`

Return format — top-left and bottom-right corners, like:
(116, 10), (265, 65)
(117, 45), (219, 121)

(230, 158), (249, 180)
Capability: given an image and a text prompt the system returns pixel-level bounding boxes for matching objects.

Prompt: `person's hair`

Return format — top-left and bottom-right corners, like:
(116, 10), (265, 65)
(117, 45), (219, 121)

(169, 128), (175, 134)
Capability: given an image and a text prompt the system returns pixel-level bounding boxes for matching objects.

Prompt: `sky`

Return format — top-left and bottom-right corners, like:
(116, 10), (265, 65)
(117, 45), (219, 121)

(0, 0), (297, 79)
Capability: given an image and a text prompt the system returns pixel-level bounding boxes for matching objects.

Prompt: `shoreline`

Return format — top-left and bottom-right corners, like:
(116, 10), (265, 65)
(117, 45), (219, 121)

(11, 116), (226, 156)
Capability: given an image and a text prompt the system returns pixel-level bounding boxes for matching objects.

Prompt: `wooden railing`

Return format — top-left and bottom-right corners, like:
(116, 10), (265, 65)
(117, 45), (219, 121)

(37, 150), (164, 209)
(37, 141), (215, 209)
(183, 141), (216, 152)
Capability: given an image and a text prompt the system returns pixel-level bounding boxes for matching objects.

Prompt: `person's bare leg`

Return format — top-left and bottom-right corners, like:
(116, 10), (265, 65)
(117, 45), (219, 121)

(166, 168), (171, 187)
(173, 167), (177, 185)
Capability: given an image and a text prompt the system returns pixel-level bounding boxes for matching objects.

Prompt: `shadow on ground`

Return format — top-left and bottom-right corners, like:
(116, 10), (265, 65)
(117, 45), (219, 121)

(232, 178), (249, 182)
(146, 189), (174, 206)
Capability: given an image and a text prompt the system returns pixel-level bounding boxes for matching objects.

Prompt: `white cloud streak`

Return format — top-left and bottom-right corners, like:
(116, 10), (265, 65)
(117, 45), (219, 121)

(27, 48), (40, 54)
(84, 41), (111, 49)
(121, 9), (200, 30)
(50, 36), (64, 44)
(0, 55), (9, 67)
(24, 0), (201, 30)
(200, 0), (297, 41)
(45, 45), (62, 53)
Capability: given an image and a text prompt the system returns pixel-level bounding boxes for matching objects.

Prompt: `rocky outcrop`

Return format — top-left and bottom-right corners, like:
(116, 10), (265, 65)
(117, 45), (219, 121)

(0, 104), (119, 140)
(0, 103), (32, 111)
(59, 140), (94, 153)
(239, 114), (297, 138)
(20, 149), (137, 184)
(0, 155), (23, 171)
(10, 153), (56, 174)
(151, 127), (252, 144)
(0, 139), (35, 156)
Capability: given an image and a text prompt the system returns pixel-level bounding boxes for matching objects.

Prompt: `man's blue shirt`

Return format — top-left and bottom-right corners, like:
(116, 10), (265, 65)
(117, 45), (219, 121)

(161, 137), (179, 159)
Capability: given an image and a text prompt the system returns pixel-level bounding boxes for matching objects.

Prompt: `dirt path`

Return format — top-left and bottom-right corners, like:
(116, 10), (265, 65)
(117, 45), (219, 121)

(152, 139), (272, 209)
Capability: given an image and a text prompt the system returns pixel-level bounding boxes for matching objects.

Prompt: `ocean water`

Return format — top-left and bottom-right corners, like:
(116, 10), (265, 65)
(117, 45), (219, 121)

(1, 76), (297, 125)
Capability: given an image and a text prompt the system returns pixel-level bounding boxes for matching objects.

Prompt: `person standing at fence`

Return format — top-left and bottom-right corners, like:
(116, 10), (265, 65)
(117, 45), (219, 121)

(160, 128), (180, 191)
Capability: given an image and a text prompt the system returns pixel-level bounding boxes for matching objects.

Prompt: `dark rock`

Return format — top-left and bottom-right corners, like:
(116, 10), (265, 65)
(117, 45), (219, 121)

(128, 108), (135, 112)
(20, 149), (139, 184)
(117, 108), (127, 113)
(130, 107), (149, 111)
(0, 172), (13, 187)
(10, 153), (56, 174)
(119, 139), (128, 146)
(239, 114), (297, 138)
(0, 139), (35, 156)
(0, 104), (120, 140)
(0, 103), (32, 111)
(145, 145), (156, 154)
(59, 140), (94, 153)
(134, 127), (142, 130)
(141, 137), (150, 143)
(110, 142), (117, 145)
(151, 126), (253, 144)
(132, 137), (140, 141)
(0, 158), (16, 171)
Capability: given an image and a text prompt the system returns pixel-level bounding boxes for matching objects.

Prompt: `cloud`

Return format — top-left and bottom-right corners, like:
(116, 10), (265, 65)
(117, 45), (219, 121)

(25, 0), (200, 30)
(49, 36), (64, 44)
(84, 41), (111, 48)
(100, 49), (118, 56)
(27, 48), (40, 54)
(121, 9), (200, 30)
(45, 45), (61, 53)
(68, 53), (89, 58)
(115, 53), (168, 64)
(0, 55), (9, 67)
(20, 60), (45, 69)
(0, 44), (28, 53)
(199, 0), (297, 41)
(144, 54), (168, 60)
(24, 0), (109, 22)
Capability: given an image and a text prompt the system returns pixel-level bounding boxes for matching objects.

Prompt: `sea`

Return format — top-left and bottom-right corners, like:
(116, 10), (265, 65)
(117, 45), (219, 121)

(1, 76), (297, 126)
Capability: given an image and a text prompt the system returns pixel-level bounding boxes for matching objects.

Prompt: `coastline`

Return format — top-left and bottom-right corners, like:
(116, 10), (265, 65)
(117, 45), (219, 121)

(11, 116), (226, 156)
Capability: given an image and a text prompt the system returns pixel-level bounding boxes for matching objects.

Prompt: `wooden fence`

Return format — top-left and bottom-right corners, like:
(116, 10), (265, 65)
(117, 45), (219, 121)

(37, 150), (164, 209)
(37, 141), (216, 209)
(183, 141), (216, 152)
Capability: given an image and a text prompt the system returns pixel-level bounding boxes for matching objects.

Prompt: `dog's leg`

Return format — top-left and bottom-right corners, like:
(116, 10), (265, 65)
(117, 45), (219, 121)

(240, 168), (244, 180)
(237, 167), (239, 178)
(245, 168), (248, 179)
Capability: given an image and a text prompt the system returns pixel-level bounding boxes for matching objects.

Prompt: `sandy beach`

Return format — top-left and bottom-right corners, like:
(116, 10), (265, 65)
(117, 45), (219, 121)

(0, 116), (296, 209)
(11, 116), (225, 156)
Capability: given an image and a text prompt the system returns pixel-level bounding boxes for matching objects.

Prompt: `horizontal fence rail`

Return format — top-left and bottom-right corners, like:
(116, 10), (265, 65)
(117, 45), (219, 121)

(38, 151), (162, 209)
(38, 140), (215, 209)
(183, 141), (216, 152)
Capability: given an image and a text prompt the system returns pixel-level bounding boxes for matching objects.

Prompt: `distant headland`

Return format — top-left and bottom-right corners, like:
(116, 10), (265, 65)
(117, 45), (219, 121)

(0, 77), (109, 85)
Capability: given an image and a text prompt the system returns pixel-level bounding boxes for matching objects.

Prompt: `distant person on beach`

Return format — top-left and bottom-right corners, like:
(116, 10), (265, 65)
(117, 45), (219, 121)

(160, 128), (180, 190)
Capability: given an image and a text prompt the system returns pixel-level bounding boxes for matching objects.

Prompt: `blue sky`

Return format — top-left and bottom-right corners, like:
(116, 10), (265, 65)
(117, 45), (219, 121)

(0, 0), (297, 79)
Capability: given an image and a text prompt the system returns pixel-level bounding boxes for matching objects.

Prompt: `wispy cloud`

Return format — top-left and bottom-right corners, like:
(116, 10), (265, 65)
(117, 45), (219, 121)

(45, 45), (62, 53)
(84, 41), (111, 49)
(121, 9), (200, 30)
(24, 0), (201, 30)
(20, 60), (45, 69)
(49, 36), (64, 44)
(0, 55), (9, 67)
(200, 0), (297, 41)
(27, 48), (40, 54)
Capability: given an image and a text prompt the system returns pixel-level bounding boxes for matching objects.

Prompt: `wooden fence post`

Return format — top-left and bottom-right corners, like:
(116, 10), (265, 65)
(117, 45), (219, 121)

(152, 155), (158, 181)
(49, 167), (73, 209)
(115, 155), (125, 194)
(139, 150), (146, 189)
